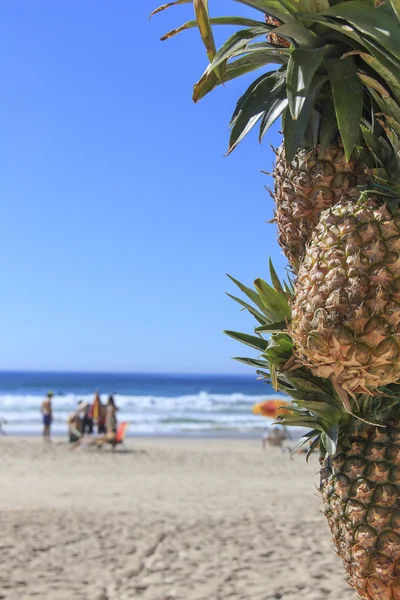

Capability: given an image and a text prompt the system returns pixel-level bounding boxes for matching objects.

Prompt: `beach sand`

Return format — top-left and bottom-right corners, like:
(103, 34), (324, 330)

(0, 436), (355, 600)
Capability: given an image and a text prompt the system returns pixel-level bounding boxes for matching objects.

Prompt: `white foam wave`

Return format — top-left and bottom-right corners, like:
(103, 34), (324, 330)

(0, 391), (280, 410)
(0, 390), (288, 435)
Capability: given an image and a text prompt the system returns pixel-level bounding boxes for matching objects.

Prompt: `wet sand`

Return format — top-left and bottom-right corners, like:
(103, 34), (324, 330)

(0, 436), (355, 600)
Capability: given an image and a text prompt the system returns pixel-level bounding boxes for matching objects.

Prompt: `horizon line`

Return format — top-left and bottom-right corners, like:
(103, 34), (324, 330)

(0, 368), (256, 378)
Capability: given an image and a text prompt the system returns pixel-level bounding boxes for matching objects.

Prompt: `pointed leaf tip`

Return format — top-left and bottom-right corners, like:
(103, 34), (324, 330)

(149, 0), (192, 20)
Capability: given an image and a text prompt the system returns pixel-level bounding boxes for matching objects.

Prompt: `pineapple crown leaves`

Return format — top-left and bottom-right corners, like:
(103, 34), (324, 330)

(152, 0), (400, 169)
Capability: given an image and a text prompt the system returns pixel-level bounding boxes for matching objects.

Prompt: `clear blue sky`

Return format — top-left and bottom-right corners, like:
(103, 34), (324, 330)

(0, 1), (286, 373)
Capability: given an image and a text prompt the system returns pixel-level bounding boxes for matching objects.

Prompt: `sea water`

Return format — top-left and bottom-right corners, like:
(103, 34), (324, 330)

(0, 371), (287, 436)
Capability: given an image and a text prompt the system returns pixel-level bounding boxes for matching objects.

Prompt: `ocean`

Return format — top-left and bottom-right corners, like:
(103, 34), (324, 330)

(0, 371), (287, 437)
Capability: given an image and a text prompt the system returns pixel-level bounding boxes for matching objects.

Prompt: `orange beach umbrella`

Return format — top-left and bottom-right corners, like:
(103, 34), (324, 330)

(252, 399), (292, 419)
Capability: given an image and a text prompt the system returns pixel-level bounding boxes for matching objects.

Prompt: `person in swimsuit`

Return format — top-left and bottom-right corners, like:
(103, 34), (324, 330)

(41, 391), (53, 442)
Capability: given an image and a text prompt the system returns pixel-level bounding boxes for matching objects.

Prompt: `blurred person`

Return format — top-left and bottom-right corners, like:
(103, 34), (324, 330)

(262, 426), (286, 450)
(105, 395), (118, 434)
(41, 391), (53, 442)
(82, 402), (94, 435)
(67, 406), (83, 443)
(0, 417), (7, 435)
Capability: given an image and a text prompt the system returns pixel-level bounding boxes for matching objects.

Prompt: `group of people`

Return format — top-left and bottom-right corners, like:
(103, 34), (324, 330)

(67, 392), (118, 444)
(40, 391), (119, 446)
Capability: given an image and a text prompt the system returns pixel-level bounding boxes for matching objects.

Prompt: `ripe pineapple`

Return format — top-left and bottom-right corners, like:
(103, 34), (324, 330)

(290, 198), (400, 395)
(153, 0), (400, 598)
(321, 422), (400, 600)
(274, 143), (366, 270)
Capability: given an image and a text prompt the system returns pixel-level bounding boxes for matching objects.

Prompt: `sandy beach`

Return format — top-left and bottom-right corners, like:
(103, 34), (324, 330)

(0, 436), (355, 600)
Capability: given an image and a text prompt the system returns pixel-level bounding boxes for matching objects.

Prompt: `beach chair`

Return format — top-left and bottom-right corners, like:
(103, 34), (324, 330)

(108, 422), (129, 450)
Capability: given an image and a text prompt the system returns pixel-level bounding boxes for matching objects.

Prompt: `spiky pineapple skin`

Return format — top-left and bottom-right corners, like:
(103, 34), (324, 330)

(274, 144), (366, 270)
(321, 423), (400, 600)
(290, 199), (400, 394)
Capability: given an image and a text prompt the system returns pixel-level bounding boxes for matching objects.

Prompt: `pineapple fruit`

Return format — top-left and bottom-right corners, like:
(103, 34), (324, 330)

(290, 198), (400, 395)
(321, 422), (400, 600)
(152, 0), (400, 598)
(274, 143), (366, 270)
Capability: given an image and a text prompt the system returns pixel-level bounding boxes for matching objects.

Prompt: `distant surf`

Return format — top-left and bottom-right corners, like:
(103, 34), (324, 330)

(0, 371), (287, 436)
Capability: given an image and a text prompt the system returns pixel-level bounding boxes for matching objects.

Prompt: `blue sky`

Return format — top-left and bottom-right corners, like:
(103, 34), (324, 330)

(0, 1), (286, 373)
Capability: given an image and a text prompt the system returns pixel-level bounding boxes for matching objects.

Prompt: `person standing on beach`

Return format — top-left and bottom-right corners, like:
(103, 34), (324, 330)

(41, 391), (53, 442)
(105, 395), (118, 435)
(82, 402), (94, 435)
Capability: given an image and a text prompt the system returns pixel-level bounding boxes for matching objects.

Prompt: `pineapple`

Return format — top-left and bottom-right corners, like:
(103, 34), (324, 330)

(273, 143), (366, 270)
(152, 0), (400, 598)
(321, 421), (400, 600)
(290, 198), (400, 395)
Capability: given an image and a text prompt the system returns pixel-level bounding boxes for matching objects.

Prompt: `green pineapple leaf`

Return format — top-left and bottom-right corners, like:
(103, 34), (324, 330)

(226, 292), (269, 325)
(269, 258), (285, 295)
(361, 126), (387, 165)
(290, 429), (320, 458)
(303, 0), (329, 11)
(319, 111), (338, 152)
(389, 0), (400, 22)
(224, 330), (269, 351)
(255, 322), (287, 333)
(193, 0), (217, 64)
(194, 48), (289, 102)
(270, 363), (278, 390)
(306, 436), (321, 461)
(362, 78), (400, 123)
(354, 51), (400, 104)
(209, 26), (272, 73)
(321, 1), (400, 62)
(233, 356), (270, 368)
(294, 400), (342, 423)
(321, 423), (339, 455)
(286, 46), (326, 119)
(228, 71), (286, 154)
(278, 415), (325, 429)
(297, 11), (364, 46)
(284, 367), (333, 391)
(359, 35), (400, 88)
(283, 74), (327, 162)
(325, 56), (363, 161)
(258, 95), (289, 142)
(276, 0), (308, 14)
(254, 278), (291, 321)
(161, 16), (268, 41)
(226, 274), (270, 317)
(271, 21), (323, 47)
(149, 0), (192, 19)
